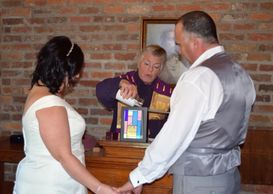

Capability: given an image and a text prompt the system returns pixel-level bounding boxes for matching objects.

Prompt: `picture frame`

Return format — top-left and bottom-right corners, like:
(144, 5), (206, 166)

(141, 18), (177, 55)
(120, 107), (148, 143)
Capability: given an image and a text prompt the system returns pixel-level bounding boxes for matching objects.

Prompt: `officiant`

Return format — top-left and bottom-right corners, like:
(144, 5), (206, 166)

(96, 45), (172, 139)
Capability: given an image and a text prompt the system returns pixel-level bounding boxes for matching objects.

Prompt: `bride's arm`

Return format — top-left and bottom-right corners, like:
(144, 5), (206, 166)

(36, 106), (117, 194)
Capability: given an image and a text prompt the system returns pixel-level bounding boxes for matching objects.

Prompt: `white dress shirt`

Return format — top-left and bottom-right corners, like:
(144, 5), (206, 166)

(129, 46), (228, 187)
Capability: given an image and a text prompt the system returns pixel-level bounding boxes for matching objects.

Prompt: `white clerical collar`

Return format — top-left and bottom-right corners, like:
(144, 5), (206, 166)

(190, 46), (225, 69)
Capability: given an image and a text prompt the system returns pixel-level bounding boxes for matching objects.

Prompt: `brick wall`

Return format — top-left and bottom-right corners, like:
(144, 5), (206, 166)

(1, 0), (272, 138)
(0, 0), (273, 193)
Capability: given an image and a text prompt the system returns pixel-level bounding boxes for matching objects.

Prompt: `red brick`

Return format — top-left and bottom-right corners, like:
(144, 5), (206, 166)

(222, 13), (248, 22)
(29, 18), (46, 25)
(1, 0), (23, 7)
(254, 105), (273, 113)
(47, 17), (67, 24)
(259, 84), (273, 92)
(2, 87), (24, 95)
(121, 0), (141, 3)
(84, 62), (102, 69)
(2, 79), (11, 85)
(99, 117), (112, 125)
(25, 0), (46, 6)
(204, 3), (230, 11)
(258, 23), (273, 31)
(90, 108), (112, 116)
(248, 33), (273, 41)
(249, 13), (273, 21)
(249, 115), (271, 123)
(58, 7), (78, 15)
(117, 16), (139, 23)
(247, 53), (271, 62)
(76, 108), (89, 115)
(79, 98), (98, 106)
(69, 0), (91, 4)
(260, 65), (273, 72)
(47, 0), (66, 5)
(79, 7), (100, 14)
(127, 24), (139, 33)
(79, 80), (99, 87)
(0, 113), (10, 120)
(114, 53), (136, 60)
(241, 63), (258, 71)
(70, 89), (91, 97)
(24, 52), (36, 60)
(1, 52), (23, 61)
(90, 71), (114, 79)
(12, 114), (22, 121)
(102, 44), (122, 50)
(251, 74), (271, 82)
(2, 8), (31, 17)
(126, 44), (140, 50)
(255, 95), (271, 103)
(66, 98), (77, 105)
(105, 63), (126, 70)
(90, 53), (112, 60)
(0, 43), (32, 50)
(94, 0), (116, 3)
(4, 27), (11, 33)
(13, 79), (30, 86)
(12, 26), (32, 33)
(260, 2), (273, 10)
(1, 70), (21, 77)
(3, 35), (22, 42)
(219, 33), (244, 41)
(13, 96), (26, 103)
(2, 18), (24, 25)
(93, 16), (115, 23)
(116, 34), (138, 41)
(80, 25), (101, 32)
(152, 5), (176, 12)
(176, 4), (201, 11)
(1, 123), (21, 131)
(231, 2), (258, 10)
(33, 26), (54, 33)
(218, 23), (232, 31)
(103, 25), (126, 31)
(70, 16), (91, 23)
(86, 117), (98, 125)
(228, 43), (256, 53)
(104, 6), (125, 14)
(234, 23), (255, 31)
(127, 5), (150, 14)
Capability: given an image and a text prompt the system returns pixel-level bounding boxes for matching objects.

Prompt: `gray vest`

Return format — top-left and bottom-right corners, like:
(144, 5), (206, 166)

(169, 52), (255, 176)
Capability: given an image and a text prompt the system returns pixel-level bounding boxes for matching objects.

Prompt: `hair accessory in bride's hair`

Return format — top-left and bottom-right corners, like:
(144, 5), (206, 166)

(66, 42), (74, 56)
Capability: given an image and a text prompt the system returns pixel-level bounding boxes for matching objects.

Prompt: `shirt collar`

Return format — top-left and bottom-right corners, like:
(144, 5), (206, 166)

(190, 46), (225, 69)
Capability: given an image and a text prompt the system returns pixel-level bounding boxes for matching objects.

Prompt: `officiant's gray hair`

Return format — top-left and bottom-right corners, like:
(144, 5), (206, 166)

(138, 45), (167, 69)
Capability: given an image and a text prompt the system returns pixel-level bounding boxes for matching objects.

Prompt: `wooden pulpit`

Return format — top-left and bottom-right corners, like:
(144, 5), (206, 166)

(85, 140), (173, 194)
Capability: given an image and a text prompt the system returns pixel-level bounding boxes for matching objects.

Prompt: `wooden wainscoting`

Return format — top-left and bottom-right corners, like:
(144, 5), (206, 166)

(240, 128), (273, 185)
(0, 128), (272, 194)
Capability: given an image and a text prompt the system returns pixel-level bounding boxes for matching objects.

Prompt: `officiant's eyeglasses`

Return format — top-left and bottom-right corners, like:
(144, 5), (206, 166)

(143, 61), (162, 70)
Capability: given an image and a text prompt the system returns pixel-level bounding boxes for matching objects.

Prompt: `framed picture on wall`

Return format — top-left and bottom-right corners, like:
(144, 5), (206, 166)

(141, 18), (189, 85)
(120, 107), (148, 143)
(141, 18), (177, 55)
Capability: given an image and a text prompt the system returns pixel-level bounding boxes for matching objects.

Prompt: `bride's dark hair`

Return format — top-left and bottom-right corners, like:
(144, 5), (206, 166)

(31, 36), (84, 94)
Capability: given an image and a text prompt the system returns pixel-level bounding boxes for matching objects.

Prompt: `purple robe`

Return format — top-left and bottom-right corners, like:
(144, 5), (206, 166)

(96, 71), (172, 138)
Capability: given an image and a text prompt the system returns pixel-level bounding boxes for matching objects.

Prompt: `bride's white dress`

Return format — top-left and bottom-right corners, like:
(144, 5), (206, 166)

(13, 95), (87, 194)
